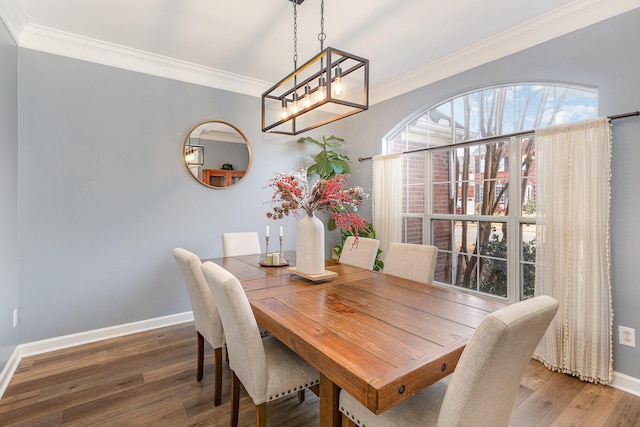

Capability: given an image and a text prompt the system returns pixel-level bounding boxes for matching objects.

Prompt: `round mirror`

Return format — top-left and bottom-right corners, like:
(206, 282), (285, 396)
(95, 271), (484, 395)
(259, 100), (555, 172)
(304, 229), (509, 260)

(183, 121), (252, 188)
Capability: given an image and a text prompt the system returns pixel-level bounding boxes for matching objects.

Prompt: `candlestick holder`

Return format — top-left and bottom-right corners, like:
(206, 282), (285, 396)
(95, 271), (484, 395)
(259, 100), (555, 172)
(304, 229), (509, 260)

(279, 236), (285, 264)
(258, 235), (289, 267)
(263, 236), (269, 263)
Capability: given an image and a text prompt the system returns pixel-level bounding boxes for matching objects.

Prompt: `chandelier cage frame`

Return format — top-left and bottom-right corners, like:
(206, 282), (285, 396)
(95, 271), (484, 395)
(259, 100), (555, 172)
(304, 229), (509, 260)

(261, 1), (369, 135)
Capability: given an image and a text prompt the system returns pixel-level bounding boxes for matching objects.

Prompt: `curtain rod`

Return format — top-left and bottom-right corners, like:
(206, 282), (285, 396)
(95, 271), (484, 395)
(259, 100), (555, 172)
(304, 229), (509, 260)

(357, 110), (640, 162)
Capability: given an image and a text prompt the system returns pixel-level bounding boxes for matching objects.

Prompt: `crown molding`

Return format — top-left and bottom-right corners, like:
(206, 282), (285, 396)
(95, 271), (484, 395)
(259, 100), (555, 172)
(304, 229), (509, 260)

(0, 0), (28, 44)
(371, 0), (640, 104)
(18, 23), (272, 97)
(3, 0), (639, 103)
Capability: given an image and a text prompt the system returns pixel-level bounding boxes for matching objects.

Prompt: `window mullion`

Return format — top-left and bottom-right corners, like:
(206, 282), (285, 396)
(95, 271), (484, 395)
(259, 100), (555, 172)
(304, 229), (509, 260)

(506, 136), (520, 303)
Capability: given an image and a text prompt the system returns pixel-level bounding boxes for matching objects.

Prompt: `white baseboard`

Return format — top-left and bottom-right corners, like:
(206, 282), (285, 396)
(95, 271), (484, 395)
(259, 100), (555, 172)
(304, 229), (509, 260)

(611, 371), (640, 397)
(0, 347), (21, 400)
(0, 311), (193, 399)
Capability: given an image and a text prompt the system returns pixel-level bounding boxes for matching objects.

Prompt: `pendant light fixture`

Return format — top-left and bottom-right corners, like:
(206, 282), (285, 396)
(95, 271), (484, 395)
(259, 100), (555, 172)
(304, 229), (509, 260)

(261, 0), (369, 135)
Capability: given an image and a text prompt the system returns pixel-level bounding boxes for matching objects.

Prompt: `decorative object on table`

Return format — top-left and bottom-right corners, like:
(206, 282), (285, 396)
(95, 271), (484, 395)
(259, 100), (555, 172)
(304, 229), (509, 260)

(266, 170), (367, 276)
(261, 0), (368, 135)
(298, 135), (383, 262)
(259, 225), (289, 267)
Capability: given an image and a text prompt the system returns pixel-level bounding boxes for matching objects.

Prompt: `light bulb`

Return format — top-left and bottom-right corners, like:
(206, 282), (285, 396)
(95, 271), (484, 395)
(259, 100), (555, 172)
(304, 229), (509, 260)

(317, 77), (326, 102)
(333, 66), (343, 96)
(281, 99), (288, 120)
(291, 93), (299, 114)
(304, 84), (312, 108)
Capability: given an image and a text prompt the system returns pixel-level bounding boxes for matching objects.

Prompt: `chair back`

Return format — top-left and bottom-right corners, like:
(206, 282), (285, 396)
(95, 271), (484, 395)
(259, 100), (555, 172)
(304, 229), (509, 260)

(339, 236), (380, 270)
(221, 231), (262, 257)
(172, 248), (224, 348)
(200, 261), (268, 401)
(436, 295), (559, 427)
(384, 242), (438, 283)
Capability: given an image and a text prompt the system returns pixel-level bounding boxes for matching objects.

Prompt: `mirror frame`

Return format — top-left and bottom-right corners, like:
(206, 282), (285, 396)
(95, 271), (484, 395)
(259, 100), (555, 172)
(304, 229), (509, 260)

(183, 120), (253, 189)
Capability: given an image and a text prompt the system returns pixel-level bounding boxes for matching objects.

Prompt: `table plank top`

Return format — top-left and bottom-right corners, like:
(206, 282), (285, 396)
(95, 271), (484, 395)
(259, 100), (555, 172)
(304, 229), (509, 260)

(204, 253), (504, 416)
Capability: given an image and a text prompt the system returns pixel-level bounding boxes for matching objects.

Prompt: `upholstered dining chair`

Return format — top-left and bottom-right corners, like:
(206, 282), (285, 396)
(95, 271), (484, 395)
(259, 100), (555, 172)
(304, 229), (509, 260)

(172, 248), (225, 406)
(339, 295), (559, 427)
(383, 242), (438, 284)
(339, 236), (380, 270)
(221, 231), (262, 257)
(200, 261), (320, 427)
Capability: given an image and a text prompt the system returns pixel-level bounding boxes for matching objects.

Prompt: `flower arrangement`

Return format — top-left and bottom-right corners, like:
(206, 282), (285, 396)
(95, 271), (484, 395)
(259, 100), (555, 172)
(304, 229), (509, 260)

(266, 170), (369, 237)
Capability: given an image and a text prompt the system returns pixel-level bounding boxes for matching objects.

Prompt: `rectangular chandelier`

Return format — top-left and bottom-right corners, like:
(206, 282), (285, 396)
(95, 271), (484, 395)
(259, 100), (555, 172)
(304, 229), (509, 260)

(261, 46), (369, 135)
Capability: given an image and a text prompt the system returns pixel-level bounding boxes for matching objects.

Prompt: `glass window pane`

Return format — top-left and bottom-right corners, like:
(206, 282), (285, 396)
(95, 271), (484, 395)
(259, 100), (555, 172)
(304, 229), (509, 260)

(432, 220), (453, 285)
(520, 224), (537, 299)
(403, 217), (424, 244)
(478, 222), (506, 256)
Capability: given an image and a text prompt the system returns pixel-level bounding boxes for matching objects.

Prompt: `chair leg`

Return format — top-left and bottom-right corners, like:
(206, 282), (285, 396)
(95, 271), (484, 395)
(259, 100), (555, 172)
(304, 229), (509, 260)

(230, 370), (240, 427)
(214, 347), (223, 406)
(255, 403), (267, 427)
(298, 389), (305, 403)
(196, 332), (204, 381)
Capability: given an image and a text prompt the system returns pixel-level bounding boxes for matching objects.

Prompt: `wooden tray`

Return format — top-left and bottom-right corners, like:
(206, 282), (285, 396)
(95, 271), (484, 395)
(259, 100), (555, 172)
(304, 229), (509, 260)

(259, 260), (290, 267)
(287, 267), (338, 282)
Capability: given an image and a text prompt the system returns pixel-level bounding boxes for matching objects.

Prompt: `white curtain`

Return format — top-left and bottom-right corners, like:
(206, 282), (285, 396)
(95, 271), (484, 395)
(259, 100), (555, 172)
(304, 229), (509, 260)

(533, 117), (613, 384)
(372, 153), (402, 257)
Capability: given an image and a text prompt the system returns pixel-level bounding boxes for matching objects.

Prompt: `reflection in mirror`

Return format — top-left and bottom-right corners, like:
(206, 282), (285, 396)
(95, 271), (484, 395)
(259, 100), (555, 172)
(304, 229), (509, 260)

(184, 121), (252, 188)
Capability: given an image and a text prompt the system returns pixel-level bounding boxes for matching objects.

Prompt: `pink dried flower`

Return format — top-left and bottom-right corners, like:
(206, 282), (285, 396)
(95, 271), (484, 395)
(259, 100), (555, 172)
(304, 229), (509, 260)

(266, 171), (369, 238)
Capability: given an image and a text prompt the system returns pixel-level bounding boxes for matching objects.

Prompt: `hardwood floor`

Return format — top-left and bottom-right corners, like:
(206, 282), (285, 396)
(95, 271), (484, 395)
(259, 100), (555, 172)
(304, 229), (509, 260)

(1, 322), (639, 426)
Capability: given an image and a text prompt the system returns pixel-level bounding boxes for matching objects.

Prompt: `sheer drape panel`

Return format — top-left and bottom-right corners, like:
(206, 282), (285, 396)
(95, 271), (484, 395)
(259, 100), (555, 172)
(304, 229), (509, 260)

(533, 117), (613, 384)
(372, 154), (402, 256)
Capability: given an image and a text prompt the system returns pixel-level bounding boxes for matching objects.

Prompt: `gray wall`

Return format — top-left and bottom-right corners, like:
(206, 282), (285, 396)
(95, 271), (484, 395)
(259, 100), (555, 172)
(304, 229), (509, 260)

(341, 9), (640, 379)
(0, 20), (19, 371)
(16, 49), (343, 343)
(3, 8), (639, 382)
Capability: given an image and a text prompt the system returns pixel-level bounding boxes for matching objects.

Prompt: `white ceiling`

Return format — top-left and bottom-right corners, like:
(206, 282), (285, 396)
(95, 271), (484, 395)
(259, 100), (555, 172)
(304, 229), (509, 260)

(2, 0), (639, 103)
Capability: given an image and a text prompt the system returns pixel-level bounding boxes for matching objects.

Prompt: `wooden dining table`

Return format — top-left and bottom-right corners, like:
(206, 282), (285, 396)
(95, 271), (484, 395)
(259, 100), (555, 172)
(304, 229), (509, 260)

(205, 251), (505, 427)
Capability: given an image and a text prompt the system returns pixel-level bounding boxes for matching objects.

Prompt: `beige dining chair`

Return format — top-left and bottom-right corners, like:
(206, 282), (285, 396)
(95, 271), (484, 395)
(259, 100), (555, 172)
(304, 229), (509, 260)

(339, 236), (380, 270)
(383, 242), (438, 283)
(221, 231), (262, 257)
(172, 248), (225, 406)
(339, 295), (559, 427)
(200, 261), (320, 427)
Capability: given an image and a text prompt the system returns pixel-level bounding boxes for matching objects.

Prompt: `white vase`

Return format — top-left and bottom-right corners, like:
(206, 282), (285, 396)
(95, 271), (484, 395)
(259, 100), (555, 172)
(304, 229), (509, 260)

(296, 213), (325, 275)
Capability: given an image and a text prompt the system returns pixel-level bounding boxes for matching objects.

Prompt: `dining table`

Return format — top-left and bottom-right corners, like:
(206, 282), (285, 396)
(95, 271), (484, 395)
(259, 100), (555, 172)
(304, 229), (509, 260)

(205, 251), (505, 427)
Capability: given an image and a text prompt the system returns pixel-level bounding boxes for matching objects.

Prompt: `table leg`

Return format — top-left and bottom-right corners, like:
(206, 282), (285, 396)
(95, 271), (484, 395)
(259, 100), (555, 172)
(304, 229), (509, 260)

(319, 372), (341, 427)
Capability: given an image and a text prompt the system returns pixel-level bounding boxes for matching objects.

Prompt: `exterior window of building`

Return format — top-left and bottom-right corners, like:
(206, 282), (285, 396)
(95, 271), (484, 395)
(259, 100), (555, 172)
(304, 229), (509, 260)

(384, 84), (597, 301)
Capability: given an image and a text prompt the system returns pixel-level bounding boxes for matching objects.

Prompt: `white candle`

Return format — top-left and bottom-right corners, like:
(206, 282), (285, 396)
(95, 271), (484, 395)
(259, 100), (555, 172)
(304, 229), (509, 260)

(266, 225), (269, 237)
(279, 226), (283, 237)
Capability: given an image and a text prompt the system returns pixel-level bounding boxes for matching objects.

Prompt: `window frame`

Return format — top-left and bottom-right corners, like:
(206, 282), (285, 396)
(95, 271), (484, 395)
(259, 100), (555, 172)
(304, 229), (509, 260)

(384, 83), (598, 302)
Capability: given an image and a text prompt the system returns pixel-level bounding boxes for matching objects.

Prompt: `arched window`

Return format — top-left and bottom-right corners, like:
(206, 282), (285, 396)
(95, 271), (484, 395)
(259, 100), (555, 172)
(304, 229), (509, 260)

(384, 83), (597, 301)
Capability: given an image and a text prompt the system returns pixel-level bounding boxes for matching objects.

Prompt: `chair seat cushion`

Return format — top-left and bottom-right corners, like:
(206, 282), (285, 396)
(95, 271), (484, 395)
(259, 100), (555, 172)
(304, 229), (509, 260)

(339, 376), (449, 427)
(263, 335), (320, 403)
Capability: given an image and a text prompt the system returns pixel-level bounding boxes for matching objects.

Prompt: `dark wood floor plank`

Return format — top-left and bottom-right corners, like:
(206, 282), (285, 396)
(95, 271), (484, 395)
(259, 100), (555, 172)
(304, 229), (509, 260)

(1, 322), (639, 427)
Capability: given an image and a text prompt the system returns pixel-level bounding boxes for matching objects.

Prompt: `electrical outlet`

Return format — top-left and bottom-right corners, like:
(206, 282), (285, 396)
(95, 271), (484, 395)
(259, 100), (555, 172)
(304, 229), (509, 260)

(13, 308), (18, 328)
(619, 326), (636, 348)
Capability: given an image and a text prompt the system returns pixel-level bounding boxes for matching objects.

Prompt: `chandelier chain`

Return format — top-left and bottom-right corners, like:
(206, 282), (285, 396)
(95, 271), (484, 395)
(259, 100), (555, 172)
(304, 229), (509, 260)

(318, 0), (326, 49)
(293, 1), (298, 68)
